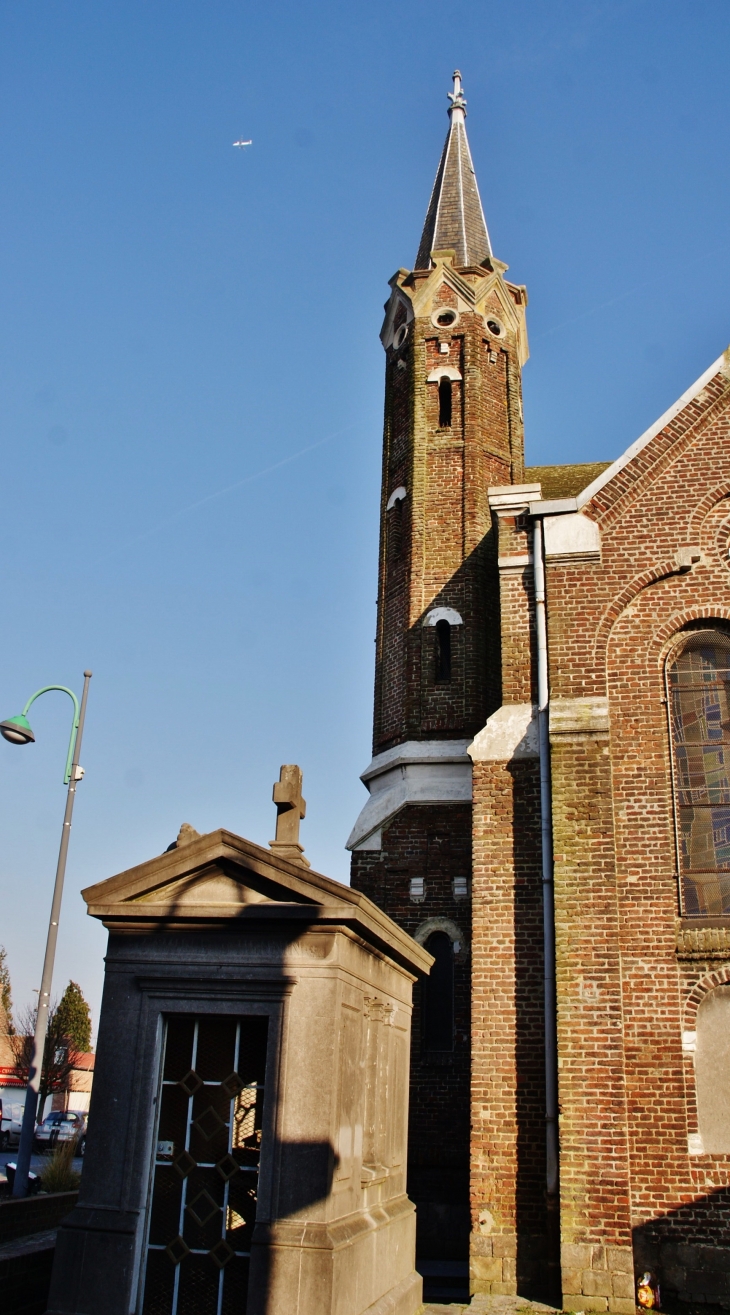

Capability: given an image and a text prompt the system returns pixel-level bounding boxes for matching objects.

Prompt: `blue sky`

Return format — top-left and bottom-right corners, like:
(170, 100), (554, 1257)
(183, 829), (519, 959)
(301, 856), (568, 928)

(1, 0), (730, 1031)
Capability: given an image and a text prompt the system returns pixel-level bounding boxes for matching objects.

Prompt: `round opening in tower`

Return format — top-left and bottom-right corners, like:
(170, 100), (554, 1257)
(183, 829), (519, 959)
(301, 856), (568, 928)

(434, 309), (458, 328)
(485, 317), (504, 337)
(393, 323), (409, 349)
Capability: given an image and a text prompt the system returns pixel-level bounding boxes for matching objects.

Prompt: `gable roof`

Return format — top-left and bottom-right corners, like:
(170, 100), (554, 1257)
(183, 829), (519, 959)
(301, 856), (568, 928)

(577, 349), (730, 511)
(524, 463), (611, 500)
(528, 349), (730, 518)
(82, 828), (431, 975)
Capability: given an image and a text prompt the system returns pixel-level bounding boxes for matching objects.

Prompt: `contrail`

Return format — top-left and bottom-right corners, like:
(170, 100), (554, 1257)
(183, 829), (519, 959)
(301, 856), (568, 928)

(92, 423), (356, 566)
(532, 244), (726, 341)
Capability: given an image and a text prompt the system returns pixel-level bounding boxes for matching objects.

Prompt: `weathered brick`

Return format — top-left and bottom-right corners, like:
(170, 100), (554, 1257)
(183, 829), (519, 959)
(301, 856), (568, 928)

(353, 103), (730, 1306)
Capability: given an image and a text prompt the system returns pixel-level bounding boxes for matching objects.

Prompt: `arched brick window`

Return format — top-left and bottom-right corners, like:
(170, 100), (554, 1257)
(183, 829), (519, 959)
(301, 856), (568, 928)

(695, 985), (730, 1153)
(438, 376), (452, 427)
(667, 629), (730, 917)
(435, 619), (452, 683)
(423, 931), (454, 1052)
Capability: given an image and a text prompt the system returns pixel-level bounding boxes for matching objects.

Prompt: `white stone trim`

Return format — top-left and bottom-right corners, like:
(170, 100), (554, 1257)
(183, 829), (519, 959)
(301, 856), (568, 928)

(360, 739), (472, 781)
(549, 696), (609, 736)
(575, 349), (730, 510)
(498, 553), (533, 569)
(488, 483), (542, 515)
(347, 739), (472, 851)
(468, 703), (538, 762)
(543, 511), (601, 563)
(423, 607), (463, 627)
(426, 365), (462, 383)
(413, 917), (465, 951)
(386, 486), (407, 511)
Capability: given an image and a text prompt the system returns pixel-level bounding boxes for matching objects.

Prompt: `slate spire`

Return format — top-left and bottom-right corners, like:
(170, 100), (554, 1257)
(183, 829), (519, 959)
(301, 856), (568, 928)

(415, 71), (493, 270)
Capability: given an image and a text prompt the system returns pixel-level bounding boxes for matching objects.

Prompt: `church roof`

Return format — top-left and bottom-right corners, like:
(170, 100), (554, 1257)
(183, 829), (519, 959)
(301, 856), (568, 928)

(574, 350), (730, 511)
(524, 463), (611, 500)
(415, 71), (492, 271)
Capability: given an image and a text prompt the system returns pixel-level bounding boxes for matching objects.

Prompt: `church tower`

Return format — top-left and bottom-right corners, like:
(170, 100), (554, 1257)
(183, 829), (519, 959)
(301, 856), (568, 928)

(349, 73), (529, 1272)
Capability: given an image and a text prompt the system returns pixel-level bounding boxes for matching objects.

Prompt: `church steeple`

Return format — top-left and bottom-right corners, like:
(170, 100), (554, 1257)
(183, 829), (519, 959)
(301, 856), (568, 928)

(415, 70), (492, 270)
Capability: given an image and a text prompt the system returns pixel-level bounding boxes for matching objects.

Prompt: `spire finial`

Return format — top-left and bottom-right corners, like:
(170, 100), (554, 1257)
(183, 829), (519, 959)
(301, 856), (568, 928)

(447, 69), (467, 119)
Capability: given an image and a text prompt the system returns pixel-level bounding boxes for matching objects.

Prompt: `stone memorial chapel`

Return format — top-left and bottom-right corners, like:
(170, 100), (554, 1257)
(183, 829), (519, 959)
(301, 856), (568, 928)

(347, 71), (730, 1309)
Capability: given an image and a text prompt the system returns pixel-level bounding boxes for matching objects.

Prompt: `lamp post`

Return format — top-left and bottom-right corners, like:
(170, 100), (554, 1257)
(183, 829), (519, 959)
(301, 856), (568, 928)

(1, 671), (92, 1198)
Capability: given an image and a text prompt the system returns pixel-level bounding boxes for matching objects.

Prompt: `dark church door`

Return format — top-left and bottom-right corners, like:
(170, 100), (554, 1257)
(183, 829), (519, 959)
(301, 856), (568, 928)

(141, 1014), (268, 1315)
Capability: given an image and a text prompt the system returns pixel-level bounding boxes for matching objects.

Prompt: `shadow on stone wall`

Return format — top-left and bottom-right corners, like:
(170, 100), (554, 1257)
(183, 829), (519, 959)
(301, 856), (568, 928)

(633, 1185), (730, 1309)
(511, 759), (561, 1307)
(247, 1140), (339, 1313)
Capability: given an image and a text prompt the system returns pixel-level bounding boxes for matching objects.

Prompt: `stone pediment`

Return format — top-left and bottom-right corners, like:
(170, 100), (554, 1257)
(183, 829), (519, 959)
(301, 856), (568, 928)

(132, 865), (273, 908)
(82, 828), (432, 975)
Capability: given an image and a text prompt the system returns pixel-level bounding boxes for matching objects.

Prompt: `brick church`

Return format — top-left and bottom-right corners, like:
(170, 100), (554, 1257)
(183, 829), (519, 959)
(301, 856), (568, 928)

(348, 72), (730, 1309)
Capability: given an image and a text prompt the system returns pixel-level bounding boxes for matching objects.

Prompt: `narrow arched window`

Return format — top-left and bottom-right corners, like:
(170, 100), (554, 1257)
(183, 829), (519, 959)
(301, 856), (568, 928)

(388, 497), (404, 561)
(695, 986), (730, 1152)
(423, 931), (454, 1051)
(438, 376), (452, 427)
(668, 629), (730, 917)
(435, 619), (451, 683)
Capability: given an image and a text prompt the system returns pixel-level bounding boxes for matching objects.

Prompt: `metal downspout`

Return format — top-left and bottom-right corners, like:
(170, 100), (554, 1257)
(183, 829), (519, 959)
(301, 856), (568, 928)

(533, 516), (561, 1294)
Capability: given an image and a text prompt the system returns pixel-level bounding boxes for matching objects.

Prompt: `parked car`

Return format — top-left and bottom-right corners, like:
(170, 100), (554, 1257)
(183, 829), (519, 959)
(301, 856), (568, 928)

(33, 1110), (87, 1156)
(0, 1100), (25, 1150)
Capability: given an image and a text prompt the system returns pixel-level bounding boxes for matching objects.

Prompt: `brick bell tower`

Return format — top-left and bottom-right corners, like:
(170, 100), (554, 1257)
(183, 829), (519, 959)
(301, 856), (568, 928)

(348, 72), (528, 1273)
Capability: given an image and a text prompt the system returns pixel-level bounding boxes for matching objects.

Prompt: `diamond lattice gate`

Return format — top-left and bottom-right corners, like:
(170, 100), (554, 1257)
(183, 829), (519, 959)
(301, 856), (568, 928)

(141, 1015), (268, 1315)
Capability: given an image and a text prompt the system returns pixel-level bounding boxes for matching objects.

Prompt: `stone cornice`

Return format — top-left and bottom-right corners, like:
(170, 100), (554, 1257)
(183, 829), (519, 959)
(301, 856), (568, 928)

(676, 921), (730, 959)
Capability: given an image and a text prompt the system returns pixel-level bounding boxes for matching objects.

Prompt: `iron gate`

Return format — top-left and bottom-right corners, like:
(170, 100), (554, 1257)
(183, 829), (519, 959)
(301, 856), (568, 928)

(141, 1014), (268, 1315)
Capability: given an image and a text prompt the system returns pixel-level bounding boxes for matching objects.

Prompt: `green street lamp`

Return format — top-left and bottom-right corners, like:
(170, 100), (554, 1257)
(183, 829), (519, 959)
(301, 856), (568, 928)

(2, 672), (92, 1199)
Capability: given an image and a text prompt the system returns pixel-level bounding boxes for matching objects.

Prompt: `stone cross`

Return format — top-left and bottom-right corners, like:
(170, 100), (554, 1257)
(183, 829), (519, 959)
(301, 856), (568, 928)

(269, 764), (310, 867)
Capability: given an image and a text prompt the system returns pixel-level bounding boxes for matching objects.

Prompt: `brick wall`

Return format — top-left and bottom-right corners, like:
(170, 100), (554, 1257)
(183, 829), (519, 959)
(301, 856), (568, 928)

(468, 358), (730, 1310)
(545, 361), (730, 1307)
(356, 252), (529, 1266)
(470, 757), (546, 1297)
(351, 803), (472, 1259)
(373, 257), (525, 754)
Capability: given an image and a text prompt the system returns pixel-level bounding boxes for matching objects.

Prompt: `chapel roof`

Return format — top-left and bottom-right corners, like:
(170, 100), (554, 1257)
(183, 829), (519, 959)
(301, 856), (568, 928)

(524, 463), (611, 500)
(415, 71), (492, 271)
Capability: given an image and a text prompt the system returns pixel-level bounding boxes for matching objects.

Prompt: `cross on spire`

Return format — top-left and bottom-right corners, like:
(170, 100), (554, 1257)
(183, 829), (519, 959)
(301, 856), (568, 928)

(447, 69), (466, 118)
(415, 70), (492, 271)
(269, 764), (310, 867)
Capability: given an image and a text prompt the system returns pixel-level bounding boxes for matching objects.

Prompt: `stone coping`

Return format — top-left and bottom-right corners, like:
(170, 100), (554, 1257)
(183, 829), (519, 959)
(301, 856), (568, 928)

(0, 1190), (78, 1244)
(423, 1300), (559, 1314)
(0, 1226), (57, 1260)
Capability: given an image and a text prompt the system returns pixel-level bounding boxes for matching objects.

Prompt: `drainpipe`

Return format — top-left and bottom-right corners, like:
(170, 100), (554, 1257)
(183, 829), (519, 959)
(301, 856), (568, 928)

(533, 516), (561, 1292)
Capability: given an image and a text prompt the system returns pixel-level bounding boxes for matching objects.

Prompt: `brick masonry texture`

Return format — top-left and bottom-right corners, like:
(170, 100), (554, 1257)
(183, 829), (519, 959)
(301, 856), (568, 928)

(355, 210), (730, 1307)
(543, 361), (730, 1305)
(372, 261), (526, 754)
(467, 356), (730, 1307)
(470, 758), (547, 1298)
(354, 252), (528, 1264)
(351, 803), (473, 1259)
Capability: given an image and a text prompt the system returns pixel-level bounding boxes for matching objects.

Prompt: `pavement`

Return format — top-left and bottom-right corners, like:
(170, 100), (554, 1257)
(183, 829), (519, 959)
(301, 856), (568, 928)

(423, 1301), (558, 1314)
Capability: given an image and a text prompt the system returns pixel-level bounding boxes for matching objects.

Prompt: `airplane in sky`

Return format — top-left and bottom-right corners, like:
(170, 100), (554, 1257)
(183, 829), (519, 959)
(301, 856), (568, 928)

(233, 139), (252, 148)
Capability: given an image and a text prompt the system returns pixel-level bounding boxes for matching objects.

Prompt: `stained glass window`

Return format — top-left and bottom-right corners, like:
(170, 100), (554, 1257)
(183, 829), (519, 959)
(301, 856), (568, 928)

(668, 631), (730, 917)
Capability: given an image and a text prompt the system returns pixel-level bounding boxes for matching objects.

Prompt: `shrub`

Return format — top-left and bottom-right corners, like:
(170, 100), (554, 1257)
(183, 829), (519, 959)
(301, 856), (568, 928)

(40, 1138), (81, 1193)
